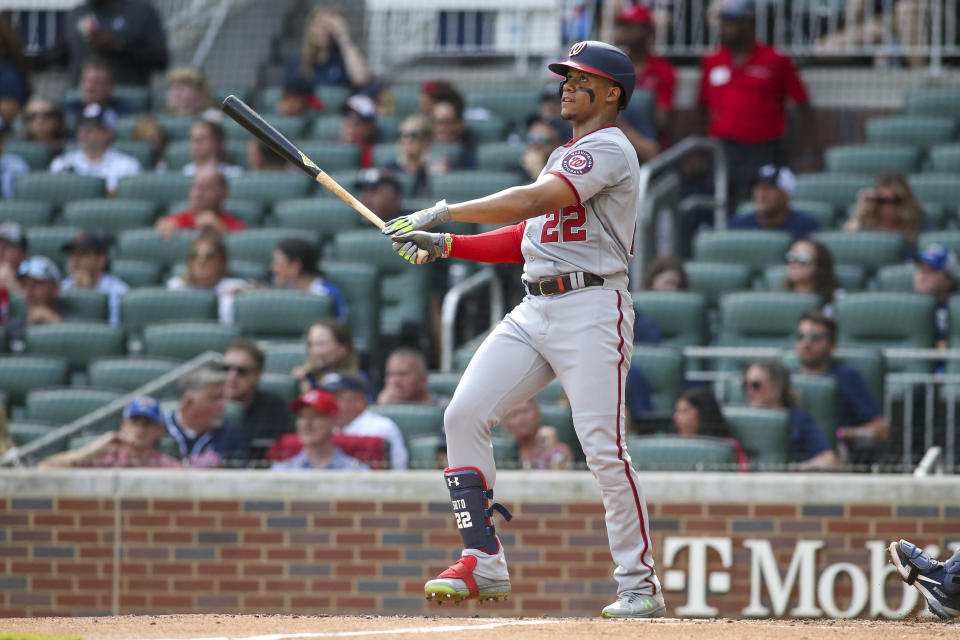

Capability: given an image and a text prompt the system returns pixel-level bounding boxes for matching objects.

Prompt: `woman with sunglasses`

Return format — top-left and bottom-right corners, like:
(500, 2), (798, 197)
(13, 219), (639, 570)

(845, 172), (925, 245)
(167, 233), (250, 324)
(782, 238), (842, 317)
(382, 114), (434, 197)
(743, 360), (837, 471)
(21, 97), (67, 154)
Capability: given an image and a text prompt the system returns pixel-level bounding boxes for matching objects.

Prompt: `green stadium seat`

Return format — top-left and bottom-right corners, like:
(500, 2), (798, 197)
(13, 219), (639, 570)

(684, 262), (752, 308)
(25, 323), (125, 372)
(154, 114), (199, 141)
(791, 200), (837, 229)
(719, 292), (820, 348)
(225, 139), (248, 168)
(465, 117), (508, 143)
(534, 379), (565, 406)
(116, 228), (197, 267)
(113, 85), (150, 112)
(142, 321), (240, 361)
(388, 84), (420, 118)
(263, 342), (306, 375)
(14, 173), (105, 206)
(321, 261), (381, 356)
(374, 403), (444, 445)
(111, 259), (163, 287)
(316, 86), (351, 113)
(762, 262), (866, 293)
(256, 86), (284, 113)
(8, 421), (65, 456)
(835, 292), (935, 372)
(453, 332), (488, 372)
(371, 142), (398, 167)
(259, 373), (299, 403)
(631, 346), (685, 413)
(376, 115), (400, 142)
(407, 434), (443, 470)
(223, 113), (308, 140)
(26, 226), (81, 269)
(0, 356), (68, 407)
(465, 87), (540, 127)
(491, 435), (519, 468)
(429, 143), (464, 170)
(0, 201), (53, 228)
(163, 141), (192, 171)
(949, 295), (960, 349)
(792, 373), (838, 447)
(60, 198), (157, 233)
(632, 291), (707, 347)
(228, 172), (312, 203)
(824, 144), (920, 175)
(811, 230), (906, 277)
(115, 173), (192, 205)
(112, 140), (155, 169)
(865, 115), (955, 149)
(426, 371), (461, 399)
(5, 141), (55, 170)
(329, 230), (428, 336)
(918, 230), (960, 256)
(57, 289), (108, 322)
(723, 406), (790, 469)
(272, 198), (362, 242)
(311, 115), (341, 140)
(476, 142), (525, 171)
(120, 287), (218, 333)
(928, 144), (960, 173)
(233, 290), (334, 341)
(627, 435), (738, 471)
(87, 356), (179, 392)
(873, 263), (915, 292)
(225, 228), (319, 264)
(228, 259), (269, 282)
(792, 173), (873, 213)
(693, 230), (792, 276)
(430, 171), (522, 202)
(26, 388), (123, 427)
(907, 174), (960, 209)
(904, 87), (960, 118)
(296, 141), (362, 172)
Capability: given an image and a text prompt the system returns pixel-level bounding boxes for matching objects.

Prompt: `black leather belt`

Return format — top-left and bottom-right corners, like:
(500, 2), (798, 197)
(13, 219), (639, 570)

(526, 272), (604, 296)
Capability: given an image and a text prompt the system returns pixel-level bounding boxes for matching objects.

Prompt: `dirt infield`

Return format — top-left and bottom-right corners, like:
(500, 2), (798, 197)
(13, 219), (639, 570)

(2, 614), (959, 640)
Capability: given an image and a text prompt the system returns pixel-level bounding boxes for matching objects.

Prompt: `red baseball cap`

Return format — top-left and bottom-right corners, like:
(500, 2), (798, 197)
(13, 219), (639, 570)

(289, 389), (339, 416)
(617, 4), (653, 25)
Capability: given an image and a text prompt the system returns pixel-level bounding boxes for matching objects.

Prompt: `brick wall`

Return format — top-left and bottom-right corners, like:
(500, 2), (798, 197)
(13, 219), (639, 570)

(0, 470), (956, 618)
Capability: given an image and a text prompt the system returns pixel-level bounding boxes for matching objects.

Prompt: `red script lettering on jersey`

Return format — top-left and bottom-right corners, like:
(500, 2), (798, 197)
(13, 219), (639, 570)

(541, 205), (587, 243)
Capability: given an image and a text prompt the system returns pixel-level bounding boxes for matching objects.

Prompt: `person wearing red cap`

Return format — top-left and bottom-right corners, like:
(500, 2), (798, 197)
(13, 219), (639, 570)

(272, 389), (369, 471)
(614, 3), (676, 159)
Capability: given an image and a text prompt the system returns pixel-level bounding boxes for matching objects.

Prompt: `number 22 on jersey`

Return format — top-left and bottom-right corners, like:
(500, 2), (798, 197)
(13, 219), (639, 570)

(541, 204), (587, 243)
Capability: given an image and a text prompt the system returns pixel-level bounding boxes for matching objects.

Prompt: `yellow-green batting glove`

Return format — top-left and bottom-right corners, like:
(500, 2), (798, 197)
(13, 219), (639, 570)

(381, 199), (450, 236)
(391, 231), (451, 265)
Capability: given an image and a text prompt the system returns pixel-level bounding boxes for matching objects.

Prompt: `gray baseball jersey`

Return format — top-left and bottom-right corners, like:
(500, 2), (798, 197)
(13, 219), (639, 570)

(521, 125), (640, 290)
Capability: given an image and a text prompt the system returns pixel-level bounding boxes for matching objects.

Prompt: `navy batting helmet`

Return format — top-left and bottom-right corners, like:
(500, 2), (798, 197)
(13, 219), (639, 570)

(548, 41), (636, 110)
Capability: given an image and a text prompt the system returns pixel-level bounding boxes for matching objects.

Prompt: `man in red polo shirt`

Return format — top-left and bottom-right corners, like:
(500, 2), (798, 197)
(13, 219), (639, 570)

(697, 0), (814, 212)
(155, 165), (247, 238)
(615, 3), (675, 159)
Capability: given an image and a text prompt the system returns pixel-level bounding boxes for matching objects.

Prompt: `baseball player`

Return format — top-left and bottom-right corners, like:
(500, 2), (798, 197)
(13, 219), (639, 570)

(382, 41), (664, 618)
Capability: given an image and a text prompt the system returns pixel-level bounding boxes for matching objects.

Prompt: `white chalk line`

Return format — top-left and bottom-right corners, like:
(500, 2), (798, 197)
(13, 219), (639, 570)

(124, 618), (564, 640)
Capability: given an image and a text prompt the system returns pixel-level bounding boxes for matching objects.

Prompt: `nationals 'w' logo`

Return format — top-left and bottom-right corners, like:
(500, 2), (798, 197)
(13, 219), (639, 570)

(569, 41), (587, 57)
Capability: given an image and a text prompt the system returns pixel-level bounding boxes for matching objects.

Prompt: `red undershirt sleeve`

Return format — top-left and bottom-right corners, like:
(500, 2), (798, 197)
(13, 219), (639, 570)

(448, 222), (526, 263)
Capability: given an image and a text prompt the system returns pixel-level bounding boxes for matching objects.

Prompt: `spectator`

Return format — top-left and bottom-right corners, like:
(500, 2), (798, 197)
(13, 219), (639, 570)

(60, 231), (128, 326)
(272, 389), (368, 471)
(293, 320), (362, 394)
(517, 117), (561, 182)
(642, 255), (687, 291)
(614, 4), (673, 161)
(317, 371), (408, 470)
(50, 0), (168, 86)
(431, 95), (475, 169)
(165, 66), (213, 118)
(417, 80), (461, 118)
(63, 59), (132, 119)
(782, 238), (842, 317)
(382, 114), (434, 196)
(183, 119), (242, 179)
(278, 75), (324, 116)
(39, 397), (180, 468)
(49, 102), (141, 195)
(377, 347), (447, 406)
(845, 172), (925, 246)
(697, 0), (814, 212)
(222, 339), (294, 464)
(18, 256), (62, 329)
(671, 387), (748, 470)
(20, 97), (67, 154)
(743, 359), (836, 470)
(535, 82), (571, 142)
(0, 116), (28, 200)
(166, 233), (249, 324)
(0, 222), (27, 318)
(130, 114), (166, 170)
(727, 164), (820, 238)
(0, 15), (30, 124)
(155, 166), (247, 238)
(270, 237), (346, 321)
(794, 311), (889, 463)
(341, 94), (377, 167)
(814, 0), (929, 69)
(501, 398), (572, 470)
(246, 140), (287, 172)
(287, 7), (370, 90)
(912, 243), (957, 350)
(165, 366), (249, 468)
(356, 168), (404, 222)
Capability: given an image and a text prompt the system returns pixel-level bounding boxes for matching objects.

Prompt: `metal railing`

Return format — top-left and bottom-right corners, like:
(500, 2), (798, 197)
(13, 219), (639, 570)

(0, 351), (222, 468)
(440, 266), (504, 372)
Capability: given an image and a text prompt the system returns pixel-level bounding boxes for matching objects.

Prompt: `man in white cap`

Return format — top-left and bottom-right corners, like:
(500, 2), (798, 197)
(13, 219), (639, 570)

(727, 164), (821, 239)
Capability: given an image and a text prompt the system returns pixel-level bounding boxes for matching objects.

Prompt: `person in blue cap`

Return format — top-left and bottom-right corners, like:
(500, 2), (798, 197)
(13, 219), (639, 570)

(912, 243), (957, 349)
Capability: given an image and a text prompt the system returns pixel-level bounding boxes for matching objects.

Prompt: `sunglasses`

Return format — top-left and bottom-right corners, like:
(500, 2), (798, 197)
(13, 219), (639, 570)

(188, 250), (218, 260)
(871, 196), (903, 206)
(744, 379), (765, 391)
(796, 331), (825, 342)
(25, 110), (57, 121)
(399, 130), (426, 139)
(526, 134), (554, 145)
(222, 364), (253, 376)
(786, 252), (813, 265)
